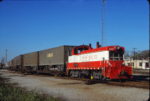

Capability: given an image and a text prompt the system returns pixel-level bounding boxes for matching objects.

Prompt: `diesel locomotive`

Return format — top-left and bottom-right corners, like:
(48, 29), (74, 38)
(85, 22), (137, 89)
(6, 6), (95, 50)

(8, 42), (132, 80)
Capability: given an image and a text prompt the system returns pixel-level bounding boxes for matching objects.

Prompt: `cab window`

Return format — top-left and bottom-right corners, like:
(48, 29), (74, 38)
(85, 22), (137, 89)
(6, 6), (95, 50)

(109, 50), (124, 60)
(74, 47), (88, 54)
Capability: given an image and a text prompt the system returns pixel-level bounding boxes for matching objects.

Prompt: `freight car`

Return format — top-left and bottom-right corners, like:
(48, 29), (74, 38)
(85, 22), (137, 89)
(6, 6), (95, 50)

(37, 46), (74, 75)
(9, 55), (23, 71)
(23, 51), (39, 73)
(8, 43), (132, 80)
(9, 45), (75, 75)
(0, 63), (4, 69)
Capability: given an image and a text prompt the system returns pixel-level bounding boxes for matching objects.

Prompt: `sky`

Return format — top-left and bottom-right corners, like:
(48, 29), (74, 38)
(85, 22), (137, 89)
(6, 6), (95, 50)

(0, 0), (149, 61)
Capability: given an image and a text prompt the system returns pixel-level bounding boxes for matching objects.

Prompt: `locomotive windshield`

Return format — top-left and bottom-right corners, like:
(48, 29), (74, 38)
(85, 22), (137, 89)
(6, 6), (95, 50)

(109, 49), (124, 60)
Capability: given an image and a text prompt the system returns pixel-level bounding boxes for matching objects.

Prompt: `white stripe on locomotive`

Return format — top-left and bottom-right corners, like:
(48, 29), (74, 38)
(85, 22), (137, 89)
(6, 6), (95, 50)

(68, 51), (109, 63)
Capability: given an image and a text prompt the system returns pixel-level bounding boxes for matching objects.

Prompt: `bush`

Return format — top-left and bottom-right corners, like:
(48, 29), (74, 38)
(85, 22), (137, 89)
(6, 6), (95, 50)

(0, 76), (61, 101)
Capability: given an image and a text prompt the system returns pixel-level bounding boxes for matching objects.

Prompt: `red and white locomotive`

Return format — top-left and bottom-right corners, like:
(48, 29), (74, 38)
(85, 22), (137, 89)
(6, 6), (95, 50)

(67, 42), (132, 80)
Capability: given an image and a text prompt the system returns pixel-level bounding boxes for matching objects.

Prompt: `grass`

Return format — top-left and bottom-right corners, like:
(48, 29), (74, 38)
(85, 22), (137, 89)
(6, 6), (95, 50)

(0, 75), (63, 101)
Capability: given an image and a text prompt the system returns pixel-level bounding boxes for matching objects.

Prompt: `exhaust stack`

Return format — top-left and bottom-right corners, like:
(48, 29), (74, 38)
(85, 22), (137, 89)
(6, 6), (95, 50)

(89, 43), (92, 49)
(96, 42), (101, 48)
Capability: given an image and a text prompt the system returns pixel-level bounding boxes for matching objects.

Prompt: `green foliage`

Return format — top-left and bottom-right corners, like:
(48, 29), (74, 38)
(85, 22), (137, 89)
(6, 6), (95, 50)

(0, 76), (60, 101)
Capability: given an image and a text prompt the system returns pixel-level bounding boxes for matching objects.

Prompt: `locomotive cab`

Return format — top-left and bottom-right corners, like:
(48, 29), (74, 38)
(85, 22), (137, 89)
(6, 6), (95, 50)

(107, 46), (132, 79)
(109, 46), (124, 60)
(72, 45), (91, 55)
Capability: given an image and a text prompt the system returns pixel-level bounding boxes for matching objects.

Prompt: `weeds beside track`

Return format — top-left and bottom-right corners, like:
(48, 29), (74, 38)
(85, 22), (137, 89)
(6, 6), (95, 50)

(0, 74), (63, 101)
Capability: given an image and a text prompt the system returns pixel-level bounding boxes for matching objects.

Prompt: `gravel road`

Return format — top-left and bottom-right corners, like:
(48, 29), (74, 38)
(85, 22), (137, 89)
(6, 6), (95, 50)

(0, 69), (149, 101)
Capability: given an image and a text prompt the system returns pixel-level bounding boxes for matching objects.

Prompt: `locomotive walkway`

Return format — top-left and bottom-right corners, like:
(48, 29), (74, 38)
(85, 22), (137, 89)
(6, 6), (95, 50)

(0, 69), (149, 101)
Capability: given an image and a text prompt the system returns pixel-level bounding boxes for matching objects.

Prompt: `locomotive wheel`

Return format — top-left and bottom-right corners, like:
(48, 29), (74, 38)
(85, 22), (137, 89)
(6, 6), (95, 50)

(91, 70), (103, 80)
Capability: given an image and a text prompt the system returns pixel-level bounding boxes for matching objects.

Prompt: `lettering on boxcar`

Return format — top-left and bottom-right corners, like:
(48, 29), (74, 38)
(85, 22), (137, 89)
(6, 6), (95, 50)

(47, 53), (53, 58)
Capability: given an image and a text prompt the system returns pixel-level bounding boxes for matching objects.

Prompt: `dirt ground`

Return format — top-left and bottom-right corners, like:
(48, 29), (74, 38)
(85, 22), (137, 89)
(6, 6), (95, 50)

(0, 69), (149, 101)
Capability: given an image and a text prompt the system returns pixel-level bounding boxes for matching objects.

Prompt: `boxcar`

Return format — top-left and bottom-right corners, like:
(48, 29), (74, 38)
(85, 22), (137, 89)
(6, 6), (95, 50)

(23, 51), (39, 73)
(38, 45), (75, 75)
(11, 55), (23, 71)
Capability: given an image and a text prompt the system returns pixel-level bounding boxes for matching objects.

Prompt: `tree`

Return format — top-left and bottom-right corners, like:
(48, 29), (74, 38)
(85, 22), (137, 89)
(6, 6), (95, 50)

(131, 50), (149, 60)
(124, 51), (130, 59)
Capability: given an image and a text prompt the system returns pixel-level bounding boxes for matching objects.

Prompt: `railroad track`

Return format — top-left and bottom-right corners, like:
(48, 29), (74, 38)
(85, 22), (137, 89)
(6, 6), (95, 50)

(8, 70), (150, 89)
(54, 76), (149, 89)
(107, 81), (149, 89)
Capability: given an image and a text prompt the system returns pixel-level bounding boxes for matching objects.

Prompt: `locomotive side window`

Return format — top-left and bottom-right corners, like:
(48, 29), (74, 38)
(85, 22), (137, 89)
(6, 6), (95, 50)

(74, 47), (89, 54)
(109, 50), (124, 60)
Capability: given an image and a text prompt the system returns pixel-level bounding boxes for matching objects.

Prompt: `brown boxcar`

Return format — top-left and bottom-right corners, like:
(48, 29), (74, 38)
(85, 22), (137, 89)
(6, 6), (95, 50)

(38, 45), (75, 75)
(23, 52), (38, 67)
(23, 51), (39, 73)
(11, 55), (23, 71)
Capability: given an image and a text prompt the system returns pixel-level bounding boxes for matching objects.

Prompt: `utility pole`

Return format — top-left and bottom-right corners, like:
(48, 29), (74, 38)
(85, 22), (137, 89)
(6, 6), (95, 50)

(101, 0), (106, 46)
(133, 48), (137, 68)
(5, 49), (8, 66)
(133, 48), (136, 60)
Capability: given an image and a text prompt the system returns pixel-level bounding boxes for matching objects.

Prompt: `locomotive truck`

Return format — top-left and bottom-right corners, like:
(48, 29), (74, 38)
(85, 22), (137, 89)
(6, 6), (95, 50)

(8, 42), (132, 80)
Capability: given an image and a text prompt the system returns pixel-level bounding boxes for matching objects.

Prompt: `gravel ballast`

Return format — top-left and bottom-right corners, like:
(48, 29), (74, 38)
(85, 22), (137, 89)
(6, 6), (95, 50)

(0, 69), (149, 101)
